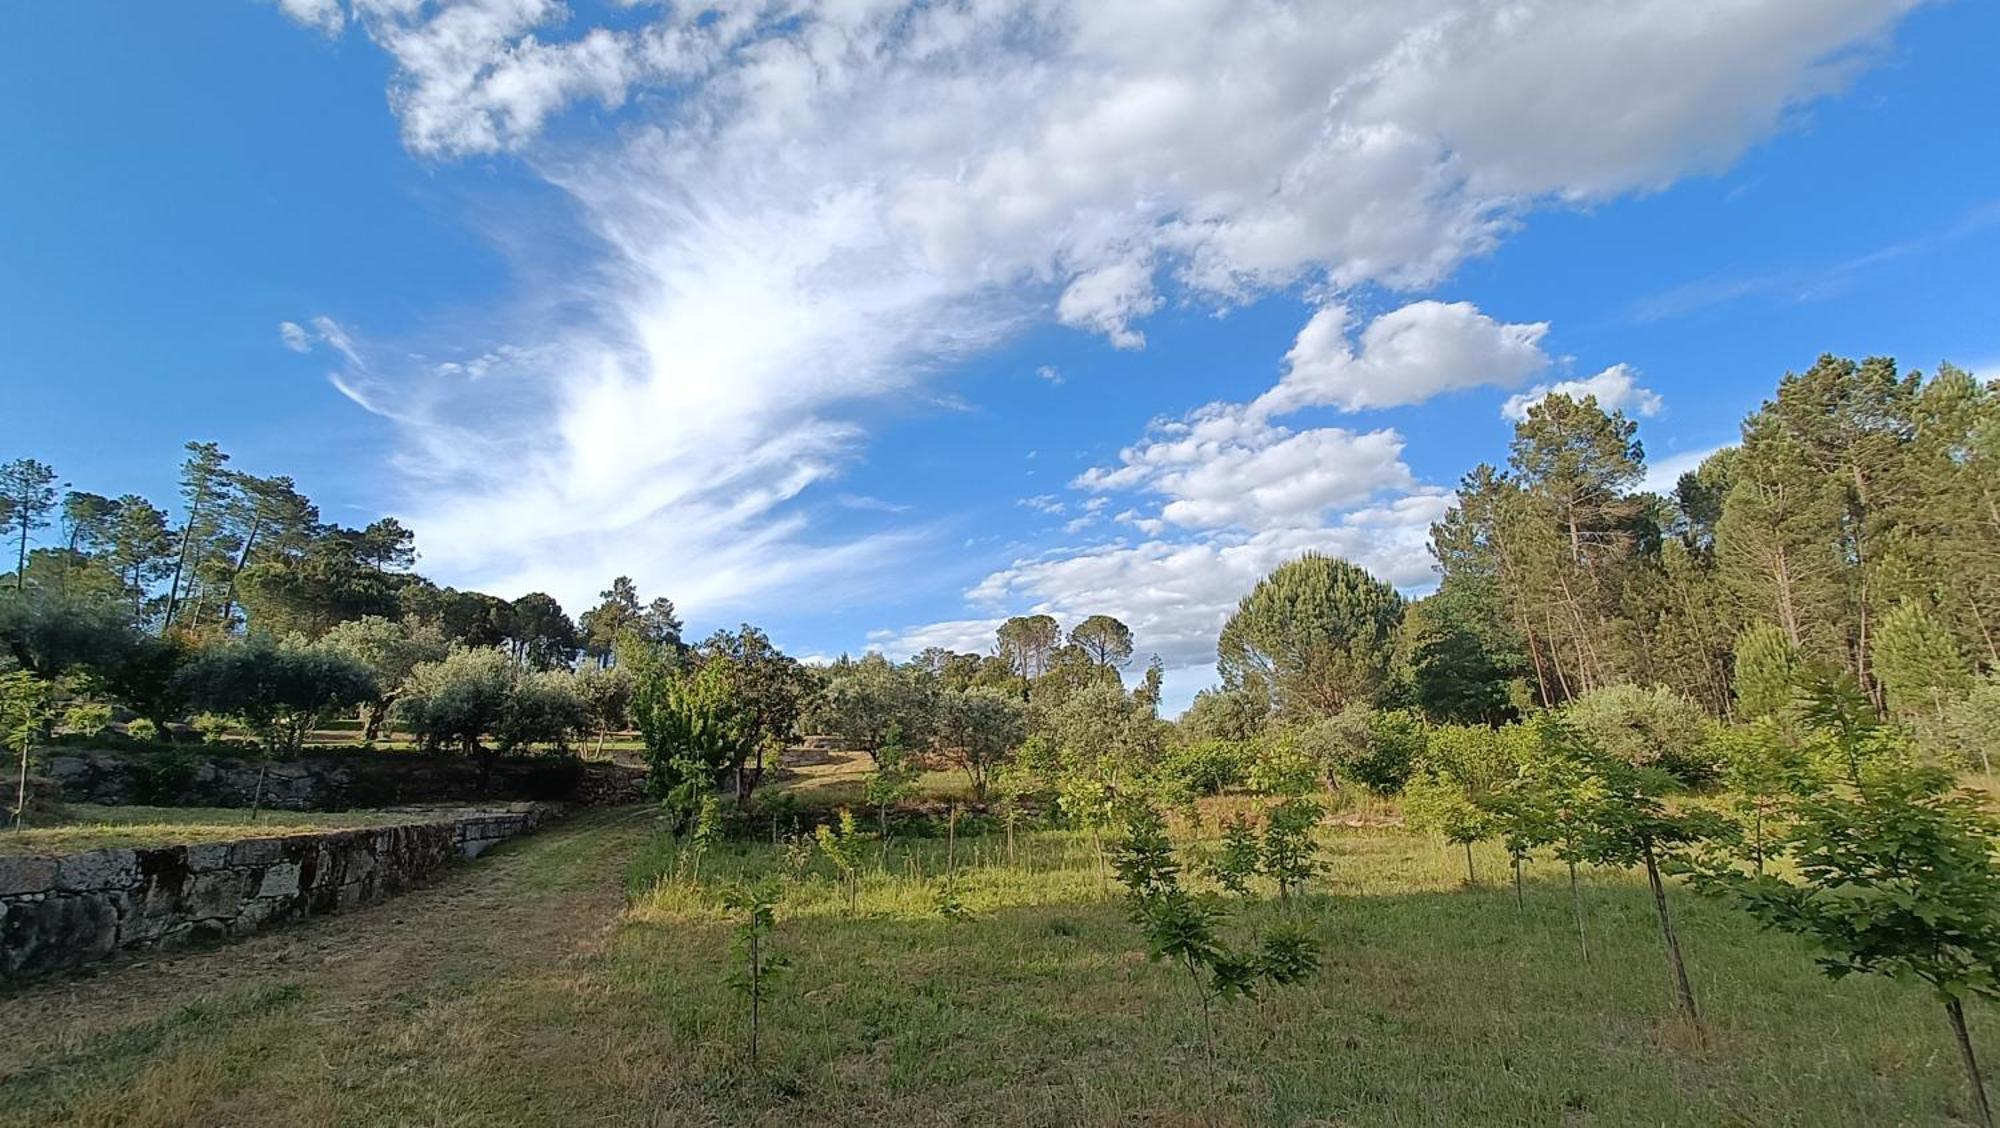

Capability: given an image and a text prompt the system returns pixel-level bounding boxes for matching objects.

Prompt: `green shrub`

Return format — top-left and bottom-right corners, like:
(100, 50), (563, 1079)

(1161, 739), (1248, 796)
(1246, 729), (1322, 796)
(1561, 684), (1719, 786)
(1313, 707), (1424, 796)
(125, 749), (197, 805)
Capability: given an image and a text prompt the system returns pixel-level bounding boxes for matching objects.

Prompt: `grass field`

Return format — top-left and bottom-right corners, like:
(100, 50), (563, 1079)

(0, 805), (418, 856)
(5, 798), (1992, 1126)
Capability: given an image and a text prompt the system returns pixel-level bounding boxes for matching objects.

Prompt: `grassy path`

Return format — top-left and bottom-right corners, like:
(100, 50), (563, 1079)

(0, 805), (658, 1127)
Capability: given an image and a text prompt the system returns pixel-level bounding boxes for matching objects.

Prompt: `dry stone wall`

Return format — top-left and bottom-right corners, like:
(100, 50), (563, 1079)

(41, 748), (644, 810)
(0, 803), (559, 982)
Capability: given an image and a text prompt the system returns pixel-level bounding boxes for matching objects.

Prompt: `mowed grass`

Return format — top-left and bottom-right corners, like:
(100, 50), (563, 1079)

(0, 805), (417, 856)
(3, 803), (1993, 1126)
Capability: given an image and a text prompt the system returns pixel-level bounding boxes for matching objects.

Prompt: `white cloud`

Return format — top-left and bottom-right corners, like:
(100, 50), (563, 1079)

(868, 617), (1007, 659)
(1035, 365), (1063, 385)
(835, 493), (910, 514)
(1056, 257), (1160, 349)
(278, 321), (312, 352)
(293, 0), (1920, 622)
(276, 0), (343, 36)
(1501, 363), (1665, 422)
(1076, 403), (1416, 531)
(1253, 300), (1551, 416)
(1640, 444), (1729, 497)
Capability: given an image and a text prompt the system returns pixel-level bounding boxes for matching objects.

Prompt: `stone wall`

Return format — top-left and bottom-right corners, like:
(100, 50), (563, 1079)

(0, 803), (560, 982)
(42, 748), (644, 811)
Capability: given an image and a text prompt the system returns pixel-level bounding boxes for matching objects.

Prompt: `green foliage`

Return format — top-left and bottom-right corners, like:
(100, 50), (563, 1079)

(1561, 683), (1720, 786)
(1218, 553), (1404, 717)
(1111, 802), (1322, 1099)
(1710, 718), (1812, 875)
(1, 670), (57, 827)
(1406, 723), (1520, 881)
(125, 717), (158, 743)
(571, 663), (635, 754)
(1068, 614), (1135, 670)
(173, 636), (376, 759)
(933, 685), (1026, 800)
(679, 792), (722, 882)
(1206, 813), (1261, 897)
(632, 659), (755, 798)
(1178, 685), (1269, 744)
(720, 878), (788, 1066)
(814, 809), (862, 913)
(1260, 797), (1323, 900)
(1245, 728), (1323, 797)
(388, 648), (587, 761)
(1696, 752), (2000, 1123)
(1872, 601), (1972, 745)
(123, 747), (198, 806)
(1312, 706), (1425, 796)
(861, 740), (920, 837)
(1160, 738), (1249, 797)
(1945, 673), (2000, 776)
(319, 615), (450, 740)
(60, 701), (112, 738)
(805, 653), (934, 760)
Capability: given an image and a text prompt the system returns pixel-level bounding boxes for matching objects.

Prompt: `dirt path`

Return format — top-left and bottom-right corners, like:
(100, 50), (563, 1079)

(0, 805), (659, 1127)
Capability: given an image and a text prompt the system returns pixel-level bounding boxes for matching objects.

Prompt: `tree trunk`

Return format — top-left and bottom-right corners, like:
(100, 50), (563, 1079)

(1568, 859), (1589, 964)
(749, 929), (762, 1066)
(249, 758), (269, 824)
(1513, 856), (1524, 909)
(13, 740), (30, 831)
(1643, 845), (1699, 1027)
(1950, 996), (1993, 1128)
(1464, 840), (1476, 886)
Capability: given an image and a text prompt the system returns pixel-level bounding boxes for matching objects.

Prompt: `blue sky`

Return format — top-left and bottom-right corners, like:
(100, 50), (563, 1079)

(4, 1), (1997, 713)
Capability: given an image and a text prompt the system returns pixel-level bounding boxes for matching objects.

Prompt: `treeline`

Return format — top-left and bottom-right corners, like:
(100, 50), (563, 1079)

(1176, 355), (2000, 774)
(1428, 355), (2000, 734)
(0, 442), (690, 666)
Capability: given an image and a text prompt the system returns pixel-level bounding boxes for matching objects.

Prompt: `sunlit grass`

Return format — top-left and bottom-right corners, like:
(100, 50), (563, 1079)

(0, 805), (418, 856)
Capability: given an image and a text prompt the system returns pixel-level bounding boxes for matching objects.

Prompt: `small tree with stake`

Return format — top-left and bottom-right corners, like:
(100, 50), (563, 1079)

(1576, 758), (1729, 1032)
(1694, 690), (2000, 1127)
(1260, 797), (1323, 903)
(1, 670), (55, 830)
(721, 879), (788, 1067)
(1113, 802), (1320, 1115)
(814, 809), (862, 914)
(1493, 719), (1606, 960)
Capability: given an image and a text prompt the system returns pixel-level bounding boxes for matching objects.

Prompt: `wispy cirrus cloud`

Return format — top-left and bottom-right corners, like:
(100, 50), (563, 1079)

(279, 0), (1922, 640)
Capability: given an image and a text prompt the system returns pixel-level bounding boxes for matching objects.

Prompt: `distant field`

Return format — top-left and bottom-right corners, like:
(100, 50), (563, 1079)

(0, 806), (416, 857)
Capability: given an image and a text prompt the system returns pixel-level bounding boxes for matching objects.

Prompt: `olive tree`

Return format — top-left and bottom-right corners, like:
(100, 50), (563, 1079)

(174, 637), (376, 819)
(933, 686), (1025, 801)
(319, 615), (449, 741)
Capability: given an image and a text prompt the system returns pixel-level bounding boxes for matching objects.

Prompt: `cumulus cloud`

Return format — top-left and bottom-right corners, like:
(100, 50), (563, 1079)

(1500, 363), (1665, 422)
(1076, 404), (1416, 531)
(1254, 300), (1551, 416)
(287, 0), (1919, 623)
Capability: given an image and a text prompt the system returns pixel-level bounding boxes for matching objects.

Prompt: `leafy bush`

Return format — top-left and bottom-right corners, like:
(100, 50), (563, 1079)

(1309, 707), (1425, 796)
(1160, 739), (1248, 796)
(1561, 684), (1719, 786)
(125, 748), (197, 805)
(61, 702), (113, 739)
(1246, 729), (1322, 796)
